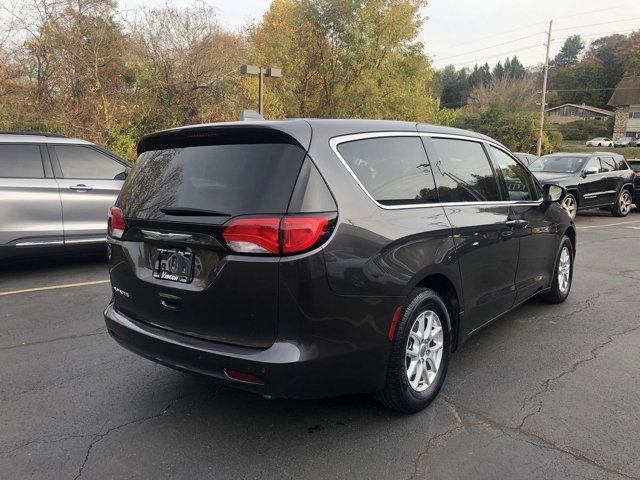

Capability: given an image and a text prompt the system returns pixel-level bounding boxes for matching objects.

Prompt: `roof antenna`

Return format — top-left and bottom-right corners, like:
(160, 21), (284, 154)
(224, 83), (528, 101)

(239, 109), (264, 121)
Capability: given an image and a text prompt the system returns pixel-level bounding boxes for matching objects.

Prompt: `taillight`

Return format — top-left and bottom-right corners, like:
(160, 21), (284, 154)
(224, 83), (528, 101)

(282, 217), (329, 253)
(223, 215), (333, 255)
(222, 218), (280, 254)
(108, 206), (127, 239)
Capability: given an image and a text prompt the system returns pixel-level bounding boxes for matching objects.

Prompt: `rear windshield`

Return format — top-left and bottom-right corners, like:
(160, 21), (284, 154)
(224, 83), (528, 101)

(630, 162), (640, 173)
(529, 156), (586, 174)
(118, 143), (305, 219)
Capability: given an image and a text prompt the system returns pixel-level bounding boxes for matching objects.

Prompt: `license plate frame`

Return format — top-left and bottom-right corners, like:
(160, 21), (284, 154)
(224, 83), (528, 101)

(153, 248), (195, 283)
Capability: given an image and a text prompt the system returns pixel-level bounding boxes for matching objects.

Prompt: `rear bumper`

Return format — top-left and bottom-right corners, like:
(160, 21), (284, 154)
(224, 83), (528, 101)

(104, 302), (389, 399)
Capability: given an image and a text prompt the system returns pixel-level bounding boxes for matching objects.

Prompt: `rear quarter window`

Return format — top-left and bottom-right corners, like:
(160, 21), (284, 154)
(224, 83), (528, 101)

(336, 136), (437, 205)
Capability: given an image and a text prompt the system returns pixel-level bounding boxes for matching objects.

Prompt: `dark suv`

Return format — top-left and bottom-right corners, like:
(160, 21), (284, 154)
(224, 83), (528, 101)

(104, 120), (575, 413)
(529, 152), (635, 220)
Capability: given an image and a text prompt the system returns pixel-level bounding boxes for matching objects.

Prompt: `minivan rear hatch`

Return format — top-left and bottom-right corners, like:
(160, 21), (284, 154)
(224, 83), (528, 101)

(109, 125), (310, 348)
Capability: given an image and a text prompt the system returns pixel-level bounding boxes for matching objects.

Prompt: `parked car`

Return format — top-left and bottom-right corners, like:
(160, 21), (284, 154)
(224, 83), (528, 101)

(514, 152), (538, 166)
(614, 137), (639, 148)
(529, 152), (634, 219)
(586, 137), (613, 147)
(0, 132), (130, 259)
(104, 119), (575, 413)
(627, 159), (640, 207)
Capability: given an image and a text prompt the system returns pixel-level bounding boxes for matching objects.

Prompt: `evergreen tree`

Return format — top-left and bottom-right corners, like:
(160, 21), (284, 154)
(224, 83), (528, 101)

(554, 35), (585, 67)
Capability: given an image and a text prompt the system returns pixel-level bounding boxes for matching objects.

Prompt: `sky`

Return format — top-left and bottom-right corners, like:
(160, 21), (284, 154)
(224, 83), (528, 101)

(121, 0), (640, 70)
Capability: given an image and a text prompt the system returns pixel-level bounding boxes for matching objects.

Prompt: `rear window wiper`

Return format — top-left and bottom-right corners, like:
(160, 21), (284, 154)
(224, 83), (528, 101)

(160, 207), (231, 217)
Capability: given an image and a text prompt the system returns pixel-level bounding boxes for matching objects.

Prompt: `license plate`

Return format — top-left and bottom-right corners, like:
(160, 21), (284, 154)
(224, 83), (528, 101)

(153, 248), (194, 283)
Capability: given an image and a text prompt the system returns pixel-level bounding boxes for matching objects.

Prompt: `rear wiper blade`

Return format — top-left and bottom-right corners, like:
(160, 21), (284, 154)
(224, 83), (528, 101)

(160, 207), (231, 217)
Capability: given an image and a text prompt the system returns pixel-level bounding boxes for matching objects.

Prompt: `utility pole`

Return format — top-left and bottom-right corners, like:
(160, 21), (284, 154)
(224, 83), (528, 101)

(536, 20), (553, 157)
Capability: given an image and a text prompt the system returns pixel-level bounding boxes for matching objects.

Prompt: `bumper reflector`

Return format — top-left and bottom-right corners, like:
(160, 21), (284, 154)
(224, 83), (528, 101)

(224, 369), (265, 385)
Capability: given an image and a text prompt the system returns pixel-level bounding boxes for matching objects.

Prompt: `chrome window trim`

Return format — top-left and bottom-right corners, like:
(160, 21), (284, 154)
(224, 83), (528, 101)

(328, 131), (544, 210)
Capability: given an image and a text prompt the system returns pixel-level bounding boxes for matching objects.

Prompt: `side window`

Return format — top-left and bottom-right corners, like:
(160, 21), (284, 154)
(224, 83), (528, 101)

(0, 144), (45, 178)
(584, 157), (600, 172)
(599, 157), (616, 173)
(55, 146), (125, 180)
(429, 138), (501, 202)
(615, 157), (628, 170)
(490, 147), (536, 201)
(337, 136), (437, 205)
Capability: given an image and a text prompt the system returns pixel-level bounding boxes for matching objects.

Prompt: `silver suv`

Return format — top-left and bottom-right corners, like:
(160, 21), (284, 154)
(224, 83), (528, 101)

(0, 132), (130, 259)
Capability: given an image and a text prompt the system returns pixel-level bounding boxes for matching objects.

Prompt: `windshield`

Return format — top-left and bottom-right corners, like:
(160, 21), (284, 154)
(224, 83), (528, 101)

(529, 156), (587, 174)
(630, 162), (640, 173)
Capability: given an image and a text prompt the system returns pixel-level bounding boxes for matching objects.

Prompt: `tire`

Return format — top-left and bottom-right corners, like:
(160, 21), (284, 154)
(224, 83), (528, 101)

(374, 288), (451, 413)
(612, 189), (632, 217)
(598, 143), (602, 147)
(561, 193), (578, 220)
(540, 236), (574, 304)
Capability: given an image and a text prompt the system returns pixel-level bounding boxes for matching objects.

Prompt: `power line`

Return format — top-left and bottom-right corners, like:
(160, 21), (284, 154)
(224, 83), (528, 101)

(443, 28), (636, 68)
(438, 42), (545, 66)
(554, 2), (640, 21)
(548, 87), (639, 93)
(554, 16), (640, 32)
(430, 21), (548, 52)
(428, 4), (639, 56)
(435, 31), (545, 62)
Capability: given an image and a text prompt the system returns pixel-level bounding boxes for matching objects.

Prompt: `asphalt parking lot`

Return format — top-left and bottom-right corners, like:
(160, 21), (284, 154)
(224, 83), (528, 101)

(2, 212), (640, 480)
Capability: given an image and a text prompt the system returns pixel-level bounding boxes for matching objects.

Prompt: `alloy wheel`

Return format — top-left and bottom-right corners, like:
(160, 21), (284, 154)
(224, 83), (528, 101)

(562, 195), (577, 219)
(405, 310), (444, 392)
(619, 191), (632, 216)
(558, 246), (571, 294)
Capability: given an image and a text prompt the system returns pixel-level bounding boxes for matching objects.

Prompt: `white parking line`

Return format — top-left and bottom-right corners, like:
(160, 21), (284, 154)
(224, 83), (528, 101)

(579, 219), (640, 229)
(0, 280), (110, 297)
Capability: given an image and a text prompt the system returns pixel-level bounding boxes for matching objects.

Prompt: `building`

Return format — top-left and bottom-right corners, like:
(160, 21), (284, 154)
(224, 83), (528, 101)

(545, 103), (613, 123)
(607, 76), (640, 140)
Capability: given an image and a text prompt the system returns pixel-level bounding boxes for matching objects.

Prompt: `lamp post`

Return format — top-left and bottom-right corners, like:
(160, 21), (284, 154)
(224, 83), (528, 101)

(240, 65), (282, 116)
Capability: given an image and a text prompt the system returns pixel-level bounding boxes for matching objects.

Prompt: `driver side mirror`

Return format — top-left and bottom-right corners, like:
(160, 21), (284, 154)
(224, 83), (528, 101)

(114, 167), (130, 181)
(583, 166), (599, 177)
(543, 184), (565, 203)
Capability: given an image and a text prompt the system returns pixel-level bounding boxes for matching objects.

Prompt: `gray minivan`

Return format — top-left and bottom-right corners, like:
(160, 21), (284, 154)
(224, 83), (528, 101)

(0, 132), (130, 259)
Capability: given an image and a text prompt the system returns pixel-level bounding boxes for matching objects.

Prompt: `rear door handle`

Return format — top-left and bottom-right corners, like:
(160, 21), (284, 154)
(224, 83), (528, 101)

(506, 219), (528, 229)
(69, 184), (93, 191)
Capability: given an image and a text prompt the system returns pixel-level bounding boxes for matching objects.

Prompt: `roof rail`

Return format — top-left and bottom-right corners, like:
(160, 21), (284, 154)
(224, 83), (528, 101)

(0, 131), (68, 138)
(238, 110), (265, 121)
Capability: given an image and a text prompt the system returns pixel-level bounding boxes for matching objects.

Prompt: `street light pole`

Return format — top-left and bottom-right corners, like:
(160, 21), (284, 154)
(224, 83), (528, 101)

(258, 67), (264, 116)
(240, 65), (282, 116)
(536, 20), (553, 157)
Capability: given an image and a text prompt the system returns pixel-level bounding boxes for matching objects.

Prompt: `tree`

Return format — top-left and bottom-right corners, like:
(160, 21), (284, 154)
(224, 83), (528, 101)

(503, 56), (525, 78)
(548, 32), (640, 108)
(492, 61), (505, 79)
(454, 107), (561, 154)
(246, 0), (441, 121)
(554, 35), (584, 67)
(467, 74), (539, 112)
(129, 3), (246, 129)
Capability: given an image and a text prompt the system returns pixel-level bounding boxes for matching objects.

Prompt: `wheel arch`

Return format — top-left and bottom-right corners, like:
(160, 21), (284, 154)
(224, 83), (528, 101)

(563, 225), (576, 254)
(565, 188), (580, 206)
(412, 272), (462, 352)
(621, 183), (634, 195)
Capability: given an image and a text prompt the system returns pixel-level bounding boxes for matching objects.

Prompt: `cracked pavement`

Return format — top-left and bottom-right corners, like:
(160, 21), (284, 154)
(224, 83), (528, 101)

(1, 212), (639, 479)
